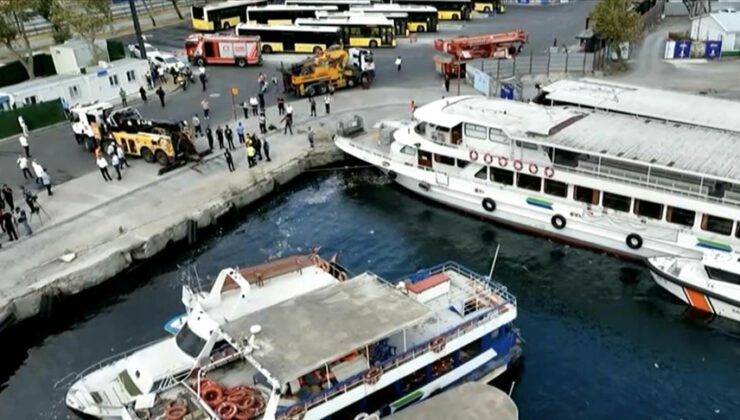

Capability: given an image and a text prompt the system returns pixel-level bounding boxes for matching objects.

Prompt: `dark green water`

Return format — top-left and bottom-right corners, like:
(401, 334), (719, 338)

(1, 169), (739, 419)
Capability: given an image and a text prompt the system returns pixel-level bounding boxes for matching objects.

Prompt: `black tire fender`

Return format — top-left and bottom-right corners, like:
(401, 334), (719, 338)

(388, 170), (397, 180)
(551, 214), (566, 230)
(626, 233), (643, 250)
(482, 198), (496, 212)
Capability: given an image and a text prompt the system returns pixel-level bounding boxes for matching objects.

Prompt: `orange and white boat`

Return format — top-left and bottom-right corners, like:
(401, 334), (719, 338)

(648, 252), (740, 322)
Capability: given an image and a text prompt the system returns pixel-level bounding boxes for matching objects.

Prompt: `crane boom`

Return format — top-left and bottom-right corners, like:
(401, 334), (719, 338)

(434, 30), (528, 59)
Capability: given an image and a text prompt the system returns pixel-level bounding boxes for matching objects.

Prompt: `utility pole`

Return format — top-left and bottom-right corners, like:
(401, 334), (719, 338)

(129, 0), (148, 60)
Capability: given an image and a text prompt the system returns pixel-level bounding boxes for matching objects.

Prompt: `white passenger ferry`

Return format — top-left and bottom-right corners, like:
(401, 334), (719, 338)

(335, 96), (740, 260)
(120, 261), (521, 420)
(648, 252), (740, 322)
(64, 253), (348, 418)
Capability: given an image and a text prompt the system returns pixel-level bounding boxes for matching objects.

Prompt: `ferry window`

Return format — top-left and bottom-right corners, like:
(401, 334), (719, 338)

(517, 173), (541, 192)
(514, 140), (538, 150)
(475, 166), (488, 180)
(456, 159), (469, 168)
(736, 223), (740, 239)
(490, 167), (513, 185)
(574, 185), (599, 205)
(400, 145), (416, 155)
(544, 179), (567, 197)
(701, 214), (733, 236)
(459, 337), (483, 365)
(434, 154), (455, 166)
(666, 206), (696, 227)
(464, 123), (487, 140)
(488, 128), (508, 144)
(400, 368), (427, 394)
(603, 192), (631, 212)
(175, 324), (206, 358)
(633, 199), (663, 220)
(705, 266), (740, 285)
(418, 150), (433, 168)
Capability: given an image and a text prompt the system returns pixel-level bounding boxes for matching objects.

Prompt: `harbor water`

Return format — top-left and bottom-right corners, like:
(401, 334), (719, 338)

(1, 169), (739, 419)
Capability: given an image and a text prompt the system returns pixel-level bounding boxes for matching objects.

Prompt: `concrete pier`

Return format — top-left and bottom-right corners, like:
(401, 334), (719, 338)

(0, 84), (474, 332)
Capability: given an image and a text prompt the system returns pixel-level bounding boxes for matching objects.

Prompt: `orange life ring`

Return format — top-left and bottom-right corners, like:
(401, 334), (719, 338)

(469, 150), (478, 161)
(544, 166), (554, 178)
(338, 271), (348, 281)
(364, 366), (383, 385)
(165, 405), (187, 420)
(252, 397), (266, 412)
(286, 404), (307, 419)
(217, 401), (238, 419)
(483, 153), (493, 164)
(234, 411), (253, 420)
(238, 395), (260, 411)
(430, 337), (446, 353)
(318, 260), (330, 272)
(226, 389), (248, 403)
(197, 378), (218, 392)
(513, 160), (523, 171)
(498, 156), (508, 167)
(202, 386), (224, 408)
(528, 163), (538, 175)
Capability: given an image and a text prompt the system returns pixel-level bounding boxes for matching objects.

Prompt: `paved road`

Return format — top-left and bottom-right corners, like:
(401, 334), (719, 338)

(0, 3), (593, 193)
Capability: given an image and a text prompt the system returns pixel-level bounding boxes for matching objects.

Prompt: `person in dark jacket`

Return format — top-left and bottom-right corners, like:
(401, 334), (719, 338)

(224, 149), (235, 172)
(215, 126), (225, 150)
(205, 126), (214, 150)
(262, 137), (271, 162)
(224, 126), (235, 150)
(156, 86), (166, 107)
(252, 136), (262, 161)
(139, 86), (147, 103)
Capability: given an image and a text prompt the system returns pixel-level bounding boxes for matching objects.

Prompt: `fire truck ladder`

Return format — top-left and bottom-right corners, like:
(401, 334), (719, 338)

(434, 30), (528, 59)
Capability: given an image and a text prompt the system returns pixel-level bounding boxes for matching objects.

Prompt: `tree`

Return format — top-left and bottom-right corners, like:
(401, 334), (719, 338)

(590, 0), (642, 61)
(0, 1), (38, 79)
(52, 0), (113, 62)
(170, 0), (184, 20)
(36, 0), (71, 43)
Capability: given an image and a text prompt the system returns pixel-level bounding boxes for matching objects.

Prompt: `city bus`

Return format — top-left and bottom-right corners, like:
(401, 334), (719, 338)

(191, 0), (268, 31)
(295, 15), (396, 48)
(236, 23), (343, 54)
(350, 4), (438, 32)
(246, 5), (339, 25)
(317, 10), (409, 37)
(390, 0), (472, 21)
(285, 0), (373, 12)
(473, 1), (505, 13)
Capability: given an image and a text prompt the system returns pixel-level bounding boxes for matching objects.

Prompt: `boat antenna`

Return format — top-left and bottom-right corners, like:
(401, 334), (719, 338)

(488, 244), (501, 280)
(508, 380), (516, 396)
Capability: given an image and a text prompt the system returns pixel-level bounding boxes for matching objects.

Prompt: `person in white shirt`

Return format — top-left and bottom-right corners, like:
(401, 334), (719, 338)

(286, 104), (294, 117)
(106, 142), (116, 157)
(96, 156), (113, 182)
(18, 116), (28, 136)
(17, 155), (33, 180)
(198, 65), (206, 76)
(116, 144), (130, 168)
(19, 135), (29, 157)
(395, 55), (402, 72)
(111, 154), (122, 180)
(31, 160), (45, 185)
(324, 94), (331, 115)
(249, 96), (259, 116)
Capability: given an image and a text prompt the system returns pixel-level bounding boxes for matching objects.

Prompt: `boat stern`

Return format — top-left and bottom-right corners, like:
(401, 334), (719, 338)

(334, 119), (411, 167)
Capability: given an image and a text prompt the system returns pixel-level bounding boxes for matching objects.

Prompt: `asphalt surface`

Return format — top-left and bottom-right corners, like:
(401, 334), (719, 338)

(0, 3), (594, 193)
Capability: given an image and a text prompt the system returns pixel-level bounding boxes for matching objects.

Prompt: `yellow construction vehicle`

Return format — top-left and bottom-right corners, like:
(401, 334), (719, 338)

(104, 108), (200, 166)
(281, 47), (375, 97)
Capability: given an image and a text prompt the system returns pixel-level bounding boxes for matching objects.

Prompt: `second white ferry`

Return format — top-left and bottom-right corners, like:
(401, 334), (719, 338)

(335, 96), (740, 260)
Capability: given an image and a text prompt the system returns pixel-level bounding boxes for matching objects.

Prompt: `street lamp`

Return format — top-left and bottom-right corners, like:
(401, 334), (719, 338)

(129, 0), (148, 60)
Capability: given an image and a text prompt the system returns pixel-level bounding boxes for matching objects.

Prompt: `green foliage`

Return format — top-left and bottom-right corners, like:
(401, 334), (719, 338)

(0, 100), (66, 139)
(0, 1), (40, 79)
(590, 0), (642, 55)
(51, 0), (113, 61)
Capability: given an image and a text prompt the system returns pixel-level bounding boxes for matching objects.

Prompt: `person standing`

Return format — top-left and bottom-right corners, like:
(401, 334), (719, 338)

(324, 94), (331, 115)
(282, 113), (293, 135)
(253, 135), (262, 161)
(106, 141), (116, 158)
(263, 137), (271, 162)
(192, 114), (202, 137)
(97, 155), (113, 182)
(205, 125), (214, 150)
(258, 92), (265, 110)
(246, 143), (256, 167)
(19, 135), (30, 158)
(277, 96), (285, 116)
(410, 100), (417, 120)
(258, 112), (267, 134)
(241, 101), (250, 119)
(307, 126), (315, 148)
(1, 185), (14, 211)
(17, 155), (33, 179)
(395, 55), (402, 72)
(31, 160), (44, 185)
(139, 86), (148, 103)
(119, 87), (128, 106)
(15, 207), (31, 236)
(18, 116), (29, 136)
(309, 96), (317, 117)
(215, 125), (225, 150)
(225, 125), (235, 150)
(201, 98), (210, 120)
(156, 86), (166, 107)
(444, 73), (450, 93)
(116, 144), (130, 168)
(111, 153), (122, 181)
(21, 186), (36, 214)
(224, 149), (235, 172)
(249, 96), (259, 116)
(236, 121), (245, 144)
(199, 71), (207, 91)
(41, 171), (52, 195)
(1, 209), (18, 241)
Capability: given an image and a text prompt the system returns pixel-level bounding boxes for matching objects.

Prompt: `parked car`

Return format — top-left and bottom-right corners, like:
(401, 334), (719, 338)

(128, 42), (158, 59)
(148, 52), (186, 72)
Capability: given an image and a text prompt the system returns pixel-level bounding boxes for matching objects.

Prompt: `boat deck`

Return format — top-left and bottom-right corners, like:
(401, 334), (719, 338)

(387, 382), (518, 420)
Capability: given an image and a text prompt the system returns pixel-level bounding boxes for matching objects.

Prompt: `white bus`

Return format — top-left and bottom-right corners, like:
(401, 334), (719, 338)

(247, 5), (339, 25)
(350, 4), (439, 32)
(236, 23), (343, 54)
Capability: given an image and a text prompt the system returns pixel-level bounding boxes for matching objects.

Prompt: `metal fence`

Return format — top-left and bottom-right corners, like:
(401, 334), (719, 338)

(477, 50), (600, 80)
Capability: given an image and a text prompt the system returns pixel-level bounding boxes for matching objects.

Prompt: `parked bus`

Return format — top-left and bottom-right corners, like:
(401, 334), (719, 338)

(236, 23), (343, 54)
(295, 15), (396, 48)
(350, 4), (438, 32)
(285, 0), (373, 12)
(317, 10), (409, 37)
(191, 0), (268, 31)
(390, 0), (472, 20)
(473, 1), (505, 13)
(247, 5), (338, 25)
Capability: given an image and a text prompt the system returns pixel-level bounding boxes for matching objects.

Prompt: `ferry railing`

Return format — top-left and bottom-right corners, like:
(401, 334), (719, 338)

(275, 265), (515, 418)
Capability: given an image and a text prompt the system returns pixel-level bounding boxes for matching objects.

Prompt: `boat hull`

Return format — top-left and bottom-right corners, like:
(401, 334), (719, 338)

(647, 261), (740, 322)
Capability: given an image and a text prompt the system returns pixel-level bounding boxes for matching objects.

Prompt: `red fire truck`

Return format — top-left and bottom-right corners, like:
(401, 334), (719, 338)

(432, 30), (527, 77)
(185, 34), (262, 67)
